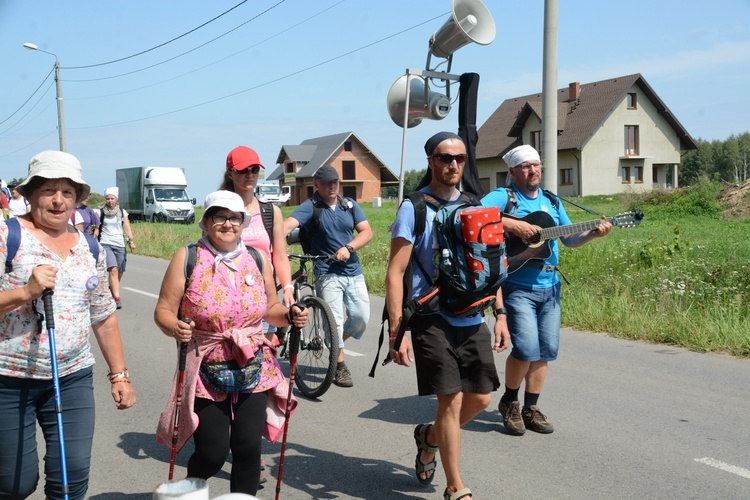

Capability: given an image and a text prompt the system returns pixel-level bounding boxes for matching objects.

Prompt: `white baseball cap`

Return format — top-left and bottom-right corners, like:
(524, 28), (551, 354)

(199, 190), (251, 230)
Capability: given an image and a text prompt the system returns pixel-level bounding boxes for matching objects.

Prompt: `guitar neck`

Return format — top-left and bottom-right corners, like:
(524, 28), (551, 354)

(538, 217), (608, 240)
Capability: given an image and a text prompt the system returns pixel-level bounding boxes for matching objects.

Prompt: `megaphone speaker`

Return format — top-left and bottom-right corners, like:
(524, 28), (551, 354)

(430, 0), (496, 59)
(387, 75), (451, 128)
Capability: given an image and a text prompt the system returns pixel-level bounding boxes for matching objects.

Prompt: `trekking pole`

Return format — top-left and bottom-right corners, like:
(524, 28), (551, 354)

(42, 289), (69, 500)
(168, 317), (192, 480)
(275, 304), (306, 500)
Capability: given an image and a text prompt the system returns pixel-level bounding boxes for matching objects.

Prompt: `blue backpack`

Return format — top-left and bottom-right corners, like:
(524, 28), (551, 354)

(4, 217), (100, 274)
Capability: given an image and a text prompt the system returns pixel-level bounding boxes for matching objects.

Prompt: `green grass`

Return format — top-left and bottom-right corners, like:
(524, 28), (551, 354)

(132, 186), (750, 358)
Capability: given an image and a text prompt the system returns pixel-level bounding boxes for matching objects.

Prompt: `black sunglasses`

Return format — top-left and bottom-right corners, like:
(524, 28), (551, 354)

(232, 166), (261, 175)
(431, 153), (467, 165)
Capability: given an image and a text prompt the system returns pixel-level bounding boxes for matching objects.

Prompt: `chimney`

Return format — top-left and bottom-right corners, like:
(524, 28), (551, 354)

(569, 82), (580, 101)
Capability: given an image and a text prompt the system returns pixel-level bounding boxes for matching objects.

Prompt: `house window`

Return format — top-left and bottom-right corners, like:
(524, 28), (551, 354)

(306, 186), (314, 199)
(621, 166), (631, 183)
(634, 166), (643, 183)
(342, 161), (355, 180)
(342, 185), (357, 200)
(627, 93), (637, 109)
(344, 141), (352, 152)
(624, 125), (639, 156)
(560, 168), (573, 185)
(480, 177), (490, 194)
(285, 162), (294, 173)
(652, 168), (658, 183)
(530, 131), (541, 154)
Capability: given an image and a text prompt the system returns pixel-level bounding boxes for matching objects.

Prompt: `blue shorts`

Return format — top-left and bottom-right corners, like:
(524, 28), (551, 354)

(503, 281), (561, 362)
(102, 244), (127, 273)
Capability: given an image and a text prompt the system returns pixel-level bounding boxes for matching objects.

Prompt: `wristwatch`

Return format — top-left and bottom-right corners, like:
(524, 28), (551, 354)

(493, 307), (507, 318)
(345, 244), (355, 254)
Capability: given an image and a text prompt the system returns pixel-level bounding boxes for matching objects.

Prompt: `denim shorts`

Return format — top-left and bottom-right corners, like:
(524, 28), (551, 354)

(0, 366), (95, 500)
(102, 244), (127, 273)
(503, 281), (562, 362)
(316, 273), (370, 348)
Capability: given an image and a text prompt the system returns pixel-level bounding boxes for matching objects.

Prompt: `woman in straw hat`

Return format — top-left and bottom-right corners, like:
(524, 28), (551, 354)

(0, 150), (136, 500)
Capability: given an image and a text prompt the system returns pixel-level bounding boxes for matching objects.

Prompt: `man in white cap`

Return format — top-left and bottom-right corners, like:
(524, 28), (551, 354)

(99, 187), (136, 309)
(482, 144), (612, 436)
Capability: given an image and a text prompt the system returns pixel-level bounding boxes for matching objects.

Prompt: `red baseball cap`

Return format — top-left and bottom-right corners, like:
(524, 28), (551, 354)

(226, 146), (265, 171)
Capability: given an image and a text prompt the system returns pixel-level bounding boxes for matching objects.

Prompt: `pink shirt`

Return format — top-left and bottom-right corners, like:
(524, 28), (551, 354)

(241, 207), (272, 264)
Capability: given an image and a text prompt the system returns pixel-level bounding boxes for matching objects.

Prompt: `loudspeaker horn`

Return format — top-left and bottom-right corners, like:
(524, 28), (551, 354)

(387, 75), (451, 128)
(429, 0), (496, 59)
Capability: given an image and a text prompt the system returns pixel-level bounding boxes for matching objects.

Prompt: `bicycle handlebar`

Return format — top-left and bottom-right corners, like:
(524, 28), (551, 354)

(287, 253), (337, 263)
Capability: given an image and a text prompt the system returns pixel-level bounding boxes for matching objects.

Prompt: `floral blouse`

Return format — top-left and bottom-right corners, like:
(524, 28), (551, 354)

(181, 243), (285, 401)
(0, 222), (116, 379)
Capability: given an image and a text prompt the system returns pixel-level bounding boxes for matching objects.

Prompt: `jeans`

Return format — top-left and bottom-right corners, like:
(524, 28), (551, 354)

(503, 281), (562, 362)
(0, 366), (95, 500)
(316, 273), (370, 349)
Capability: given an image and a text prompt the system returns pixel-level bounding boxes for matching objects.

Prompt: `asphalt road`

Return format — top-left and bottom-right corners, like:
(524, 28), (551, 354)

(30, 254), (750, 499)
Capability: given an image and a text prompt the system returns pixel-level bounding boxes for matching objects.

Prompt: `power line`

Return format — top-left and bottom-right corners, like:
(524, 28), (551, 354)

(64, 0), (287, 82)
(0, 84), (56, 138)
(67, 1), (347, 100)
(62, 0), (258, 70)
(0, 67), (54, 126)
(71, 13), (448, 130)
(0, 129), (57, 160)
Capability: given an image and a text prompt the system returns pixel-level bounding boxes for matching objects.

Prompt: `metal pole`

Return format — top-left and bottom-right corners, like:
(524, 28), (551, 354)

(397, 71), (413, 205)
(53, 60), (66, 152)
(541, 0), (558, 192)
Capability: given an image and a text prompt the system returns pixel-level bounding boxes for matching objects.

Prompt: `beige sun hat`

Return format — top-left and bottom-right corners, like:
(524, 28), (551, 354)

(17, 150), (91, 202)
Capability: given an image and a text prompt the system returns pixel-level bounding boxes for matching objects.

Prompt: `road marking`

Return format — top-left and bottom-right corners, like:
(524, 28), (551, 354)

(123, 287), (159, 299)
(343, 350), (365, 357)
(695, 457), (750, 479)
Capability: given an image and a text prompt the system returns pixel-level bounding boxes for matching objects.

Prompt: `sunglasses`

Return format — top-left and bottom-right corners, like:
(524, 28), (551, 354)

(431, 153), (467, 165)
(231, 166), (261, 175)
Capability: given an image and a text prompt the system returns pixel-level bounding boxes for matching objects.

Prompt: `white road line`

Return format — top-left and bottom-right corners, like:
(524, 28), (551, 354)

(695, 457), (750, 479)
(123, 287), (159, 299)
(342, 350), (365, 357)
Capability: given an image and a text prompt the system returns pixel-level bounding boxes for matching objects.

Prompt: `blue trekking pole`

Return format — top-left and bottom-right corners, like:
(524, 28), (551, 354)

(42, 288), (69, 500)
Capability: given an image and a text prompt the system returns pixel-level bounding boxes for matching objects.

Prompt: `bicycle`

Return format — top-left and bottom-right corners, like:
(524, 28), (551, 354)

(277, 252), (339, 399)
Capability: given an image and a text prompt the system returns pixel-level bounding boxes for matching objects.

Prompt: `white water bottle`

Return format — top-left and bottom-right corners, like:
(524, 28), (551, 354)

(441, 248), (452, 274)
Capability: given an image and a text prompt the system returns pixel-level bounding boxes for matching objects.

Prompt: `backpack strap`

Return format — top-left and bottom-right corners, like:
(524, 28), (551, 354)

(258, 201), (274, 243)
(542, 189), (560, 209)
(504, 187), (518, 215)
(4, 218), (99, 274)
(4, 218), (21, 274)
(184, 243), (264, 292)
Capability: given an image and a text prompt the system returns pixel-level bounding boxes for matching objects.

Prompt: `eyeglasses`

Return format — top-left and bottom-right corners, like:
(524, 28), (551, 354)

(211, 214), (244, 226)
(231, 166), (261, 175)
(514, 162), (542, 172)
(431, 153), (467, 165)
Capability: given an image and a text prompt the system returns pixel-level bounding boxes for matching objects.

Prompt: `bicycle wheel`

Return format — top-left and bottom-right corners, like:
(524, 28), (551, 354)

(294, 295), (339, 398)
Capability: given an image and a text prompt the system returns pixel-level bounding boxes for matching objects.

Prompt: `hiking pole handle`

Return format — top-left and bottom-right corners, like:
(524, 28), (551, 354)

(287, 303), (306, 356)
(178, 318), (191, 371)
(42, 289), (55, 329)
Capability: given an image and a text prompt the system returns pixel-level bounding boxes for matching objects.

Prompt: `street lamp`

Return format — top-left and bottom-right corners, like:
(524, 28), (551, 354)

(23, 42), (66, 152)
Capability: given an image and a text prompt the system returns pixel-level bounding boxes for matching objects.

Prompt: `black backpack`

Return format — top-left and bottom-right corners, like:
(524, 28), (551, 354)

(296, 195), (355, 254)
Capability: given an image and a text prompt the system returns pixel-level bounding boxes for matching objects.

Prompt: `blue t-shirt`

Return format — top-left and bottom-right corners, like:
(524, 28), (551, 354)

(391, 187), (481, 327)
(482, 185), (571, 289)
(290, 196), (366, 276)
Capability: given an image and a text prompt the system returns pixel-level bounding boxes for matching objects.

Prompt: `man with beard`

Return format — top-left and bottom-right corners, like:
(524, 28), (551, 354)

(386, 132), (510, 500)
(482, 144), (612, 436)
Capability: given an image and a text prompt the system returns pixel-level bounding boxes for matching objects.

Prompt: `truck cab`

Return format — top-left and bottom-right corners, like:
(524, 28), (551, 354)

(254, 182), (291, 205)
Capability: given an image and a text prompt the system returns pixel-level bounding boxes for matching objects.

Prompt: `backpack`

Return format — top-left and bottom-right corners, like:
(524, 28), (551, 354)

(70, 206), (98, 234)
(369, 190), (508, 377)
(183, 243), (263, 291)
(297, 195), (355, 254)
(3, 217), (100, 274)
(258, 200), (274, 243)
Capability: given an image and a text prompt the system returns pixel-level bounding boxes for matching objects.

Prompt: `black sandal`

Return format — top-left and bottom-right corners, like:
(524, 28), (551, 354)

(414, 423), (438, 484)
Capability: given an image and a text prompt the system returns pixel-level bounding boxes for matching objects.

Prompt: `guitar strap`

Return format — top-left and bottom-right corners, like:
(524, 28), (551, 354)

(525, 261), (570, 285)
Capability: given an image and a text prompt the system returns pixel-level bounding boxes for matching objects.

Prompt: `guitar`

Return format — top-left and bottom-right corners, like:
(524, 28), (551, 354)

(504, 209), (643, 274)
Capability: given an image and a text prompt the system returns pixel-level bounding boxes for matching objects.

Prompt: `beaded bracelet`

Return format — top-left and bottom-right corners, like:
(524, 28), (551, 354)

(110, 378), (131, 384)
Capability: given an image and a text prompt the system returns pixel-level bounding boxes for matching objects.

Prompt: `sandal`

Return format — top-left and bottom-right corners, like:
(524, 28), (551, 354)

(444, 487), (472, 500)
(414, 423), (438, 484)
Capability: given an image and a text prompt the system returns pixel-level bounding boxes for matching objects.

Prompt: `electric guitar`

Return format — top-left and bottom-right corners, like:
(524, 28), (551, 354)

(504, 209), (644, 274)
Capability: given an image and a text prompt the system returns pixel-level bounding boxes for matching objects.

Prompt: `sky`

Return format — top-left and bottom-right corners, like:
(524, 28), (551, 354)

(1, 0), (749, 204)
